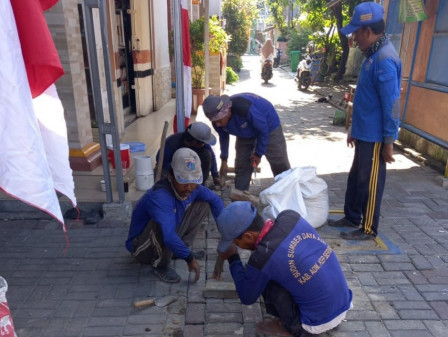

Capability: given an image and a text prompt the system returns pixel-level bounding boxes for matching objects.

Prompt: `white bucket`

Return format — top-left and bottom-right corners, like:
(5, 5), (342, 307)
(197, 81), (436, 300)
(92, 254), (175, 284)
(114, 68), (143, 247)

(135, 156), (154, 191)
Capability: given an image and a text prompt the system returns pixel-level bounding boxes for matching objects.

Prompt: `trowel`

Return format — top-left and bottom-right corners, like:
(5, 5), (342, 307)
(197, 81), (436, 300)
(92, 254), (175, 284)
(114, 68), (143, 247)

(133, 295), (177, 309)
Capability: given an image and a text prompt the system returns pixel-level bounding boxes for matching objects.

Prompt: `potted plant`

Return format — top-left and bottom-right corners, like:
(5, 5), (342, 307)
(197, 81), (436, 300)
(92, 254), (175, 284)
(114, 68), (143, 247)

(190, 16), (229, 113)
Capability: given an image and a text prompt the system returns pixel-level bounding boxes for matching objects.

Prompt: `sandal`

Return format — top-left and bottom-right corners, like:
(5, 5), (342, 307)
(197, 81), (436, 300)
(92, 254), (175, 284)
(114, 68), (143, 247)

(153, 266), (181, 283)
(340, 229), (373, 241)
(327, 217), (358, 228)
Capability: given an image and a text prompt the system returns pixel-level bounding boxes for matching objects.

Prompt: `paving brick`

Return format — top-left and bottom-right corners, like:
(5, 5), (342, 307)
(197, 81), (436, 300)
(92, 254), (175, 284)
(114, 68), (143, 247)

(383, 319), (426, 330)
(185, 303), (205, 324)
(429, 301), (448, 319)
(423, 320), (448, 337)
(242, 303), (262, 322)
(184, 324), (204, 337)
(351, 263), (384, 272)
(205, 322), (244, 334)
(371, 301), (399, 319)
(205, 312), (243, 323)
(365, 321), (392, 337)
(390, 301), (431, 310)
(398, 309), (439, 320)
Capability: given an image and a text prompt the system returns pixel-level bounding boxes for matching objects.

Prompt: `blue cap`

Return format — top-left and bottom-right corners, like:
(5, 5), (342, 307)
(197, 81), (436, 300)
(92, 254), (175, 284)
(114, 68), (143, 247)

(217, 201), (257, 253)
(340, 2), (384, 35)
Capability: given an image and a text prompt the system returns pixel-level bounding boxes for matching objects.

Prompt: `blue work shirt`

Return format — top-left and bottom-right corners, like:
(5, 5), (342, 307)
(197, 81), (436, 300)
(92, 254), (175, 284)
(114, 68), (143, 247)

(125, 179), (223, 259)
(352, 40), (401, 144)
(213, 93), (280, 159)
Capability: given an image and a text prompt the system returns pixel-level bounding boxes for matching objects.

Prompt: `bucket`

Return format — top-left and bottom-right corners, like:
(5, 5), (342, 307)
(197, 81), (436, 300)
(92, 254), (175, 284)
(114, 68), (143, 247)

(135, 156), (154, 191)
(107, 144), (131, 169)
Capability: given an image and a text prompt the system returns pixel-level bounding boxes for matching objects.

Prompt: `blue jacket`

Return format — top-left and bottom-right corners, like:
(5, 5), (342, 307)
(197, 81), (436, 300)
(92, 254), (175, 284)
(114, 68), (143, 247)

(155, 132), (219, 178)
(213, 93), (280, 159)
(229, 210), (352, 327)
(125, 179), (223, 259)
(352, 40), (401, 144)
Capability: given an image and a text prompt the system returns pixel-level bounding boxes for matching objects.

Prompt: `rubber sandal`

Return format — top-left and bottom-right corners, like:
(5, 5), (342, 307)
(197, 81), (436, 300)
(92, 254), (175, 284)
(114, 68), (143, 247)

(340, 229), (373, 241)
(153, 267), (181, 283)
(327, 218), (358, 228)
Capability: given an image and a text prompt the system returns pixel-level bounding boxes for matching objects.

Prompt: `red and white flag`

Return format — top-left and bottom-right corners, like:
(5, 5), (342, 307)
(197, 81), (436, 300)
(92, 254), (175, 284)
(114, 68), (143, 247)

(0, 0), (76, 229)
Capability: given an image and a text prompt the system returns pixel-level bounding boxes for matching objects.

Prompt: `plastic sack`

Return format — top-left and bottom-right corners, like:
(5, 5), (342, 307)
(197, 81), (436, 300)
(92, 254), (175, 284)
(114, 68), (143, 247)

(260, 167), (329, 228)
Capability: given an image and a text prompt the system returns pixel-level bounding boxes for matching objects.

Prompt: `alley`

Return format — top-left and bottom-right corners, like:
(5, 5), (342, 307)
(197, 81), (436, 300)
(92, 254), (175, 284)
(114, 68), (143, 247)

(0, 55), (447, 337)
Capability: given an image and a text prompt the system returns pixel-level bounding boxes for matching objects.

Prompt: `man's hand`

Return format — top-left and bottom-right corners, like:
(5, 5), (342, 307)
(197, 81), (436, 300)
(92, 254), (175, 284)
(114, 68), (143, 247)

(213, 176), (222, 188)
(220, 160), (228, 178)
(382, 143), (395, 163)
(217, 243), (239, 260)
(187, 258), (200, 282)
(347, 135), (355, 148)
(250, 155), (261, 167)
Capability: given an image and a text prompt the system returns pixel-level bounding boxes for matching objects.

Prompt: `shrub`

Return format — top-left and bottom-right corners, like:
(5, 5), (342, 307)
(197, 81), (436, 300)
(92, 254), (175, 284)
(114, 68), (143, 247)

(226, 66), (239, 84)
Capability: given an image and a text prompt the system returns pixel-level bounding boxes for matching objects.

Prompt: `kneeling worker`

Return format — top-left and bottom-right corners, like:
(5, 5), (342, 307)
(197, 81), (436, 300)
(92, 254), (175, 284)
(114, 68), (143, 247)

(126, 148), (223, 283)
(216, 202), (352, 336)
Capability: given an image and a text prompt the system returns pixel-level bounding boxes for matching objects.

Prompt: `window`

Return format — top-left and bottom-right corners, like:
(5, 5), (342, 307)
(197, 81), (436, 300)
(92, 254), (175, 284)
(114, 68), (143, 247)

(427, 1), (448, 86)
(386, 0), (403, 53)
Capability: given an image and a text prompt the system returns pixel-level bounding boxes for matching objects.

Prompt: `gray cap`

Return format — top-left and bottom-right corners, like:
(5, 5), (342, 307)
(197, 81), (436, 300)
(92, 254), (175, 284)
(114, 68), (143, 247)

(202, 95), (231, 121)
(171, 148), (203, 184)
(187, 122), (216, 145)
(217, 201), (257, 253)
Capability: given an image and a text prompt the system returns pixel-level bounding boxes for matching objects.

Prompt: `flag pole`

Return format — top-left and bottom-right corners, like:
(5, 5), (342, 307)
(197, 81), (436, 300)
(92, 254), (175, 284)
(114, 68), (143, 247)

(173, 0), (185, 132)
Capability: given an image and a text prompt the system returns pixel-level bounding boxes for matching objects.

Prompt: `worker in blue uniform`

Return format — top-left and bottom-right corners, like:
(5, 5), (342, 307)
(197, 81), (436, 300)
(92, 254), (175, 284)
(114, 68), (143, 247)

(327, 2), (401, 240)
(217, 201), (352, 336)
(202, 93), (290, 191)
(126, 148), (223, 283)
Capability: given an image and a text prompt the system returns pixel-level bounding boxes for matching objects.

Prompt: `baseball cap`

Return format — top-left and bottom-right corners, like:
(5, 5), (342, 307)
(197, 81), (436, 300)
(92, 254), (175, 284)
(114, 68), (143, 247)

(202, 95), (231, 121)
(217, 201), (257, 253)
(340, 2), (384, 35)
(171, 148), (203, 184)
(187, 122), (216, 145)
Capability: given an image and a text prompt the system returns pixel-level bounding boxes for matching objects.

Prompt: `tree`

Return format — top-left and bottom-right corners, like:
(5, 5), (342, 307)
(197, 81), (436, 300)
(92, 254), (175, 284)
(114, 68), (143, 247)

(297, 0), (362, 81)
(222, 0), (258, 71)
(267, 0), (301, 38)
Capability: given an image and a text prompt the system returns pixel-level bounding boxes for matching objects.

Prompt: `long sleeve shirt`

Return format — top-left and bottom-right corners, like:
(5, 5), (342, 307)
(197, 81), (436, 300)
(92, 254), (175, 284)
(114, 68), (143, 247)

(126, 179), (223, 259)
(228, 210), (352, 327)
(212, 93), (280, 159)
(351, 40), (401, 144)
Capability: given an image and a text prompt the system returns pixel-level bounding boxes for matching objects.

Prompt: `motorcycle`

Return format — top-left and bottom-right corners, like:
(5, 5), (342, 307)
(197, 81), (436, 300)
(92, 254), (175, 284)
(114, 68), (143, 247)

(294, 56), (313, 91)
(273, 48), (282, 68)
(261, 59), (273, 84)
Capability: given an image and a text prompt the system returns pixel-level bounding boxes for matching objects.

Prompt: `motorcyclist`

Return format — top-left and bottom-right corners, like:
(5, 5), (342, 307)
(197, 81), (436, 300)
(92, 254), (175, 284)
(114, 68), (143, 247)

(261, 38), (275, 76)
(297, 55), (312, 79)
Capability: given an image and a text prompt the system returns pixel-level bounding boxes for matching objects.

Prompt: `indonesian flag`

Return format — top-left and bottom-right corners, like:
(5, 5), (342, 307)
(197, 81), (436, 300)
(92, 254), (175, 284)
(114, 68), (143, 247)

(0, 0), (76, 229)
(174, 0), (192, 132)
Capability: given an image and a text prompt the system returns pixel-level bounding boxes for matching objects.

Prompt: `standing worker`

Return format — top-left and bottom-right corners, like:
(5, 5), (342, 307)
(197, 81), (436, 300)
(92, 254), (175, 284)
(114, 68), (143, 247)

(327, 2), (401, 240)
(202, 93), (291, 191)
(155, 122), (221, 188)
(126, 148), (223, 283)
(216, 202), (352, 337)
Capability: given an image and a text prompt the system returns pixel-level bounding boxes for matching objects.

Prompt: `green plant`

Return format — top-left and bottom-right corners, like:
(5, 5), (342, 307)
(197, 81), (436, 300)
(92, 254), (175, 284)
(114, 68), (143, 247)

(226, 66), (239, 84)
(189, 16), (230, 88)
(227, 54), (243, 72)
(287, 26), (312, 55)
(222, 0), (258, 59)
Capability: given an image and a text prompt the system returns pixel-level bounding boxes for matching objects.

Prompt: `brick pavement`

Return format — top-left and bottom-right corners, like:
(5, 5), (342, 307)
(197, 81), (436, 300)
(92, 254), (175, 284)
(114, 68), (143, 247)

(1, 56), (448, 336)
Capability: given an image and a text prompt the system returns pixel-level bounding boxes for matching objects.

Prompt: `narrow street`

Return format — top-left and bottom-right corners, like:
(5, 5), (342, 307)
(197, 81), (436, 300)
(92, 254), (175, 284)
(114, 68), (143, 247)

(0, 54), (447, 337)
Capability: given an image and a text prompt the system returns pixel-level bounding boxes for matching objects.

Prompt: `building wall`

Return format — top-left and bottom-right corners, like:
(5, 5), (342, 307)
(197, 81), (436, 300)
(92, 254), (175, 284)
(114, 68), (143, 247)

(45, 0), (101, 171)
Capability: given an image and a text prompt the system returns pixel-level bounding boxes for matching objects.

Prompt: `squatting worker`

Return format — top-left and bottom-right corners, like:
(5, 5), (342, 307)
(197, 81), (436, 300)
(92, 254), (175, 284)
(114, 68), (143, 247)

(155, 122), (221, 188)
(125, 148), (223, 283)
(327, 2), (401, 241)
(202, 93), (291, 191)
(216, 202), (352, 337)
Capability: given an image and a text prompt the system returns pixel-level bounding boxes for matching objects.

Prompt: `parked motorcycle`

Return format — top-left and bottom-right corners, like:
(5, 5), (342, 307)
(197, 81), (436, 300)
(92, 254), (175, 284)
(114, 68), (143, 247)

(273, 48), (282, 68)
(261, 60), (273, 84)
(294, 55), (313, 91)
